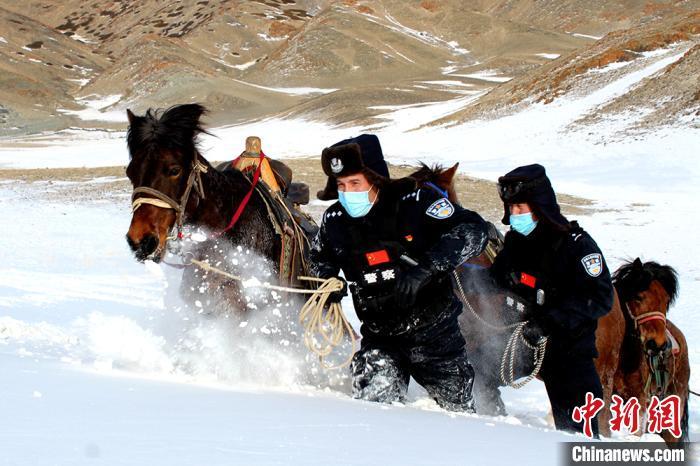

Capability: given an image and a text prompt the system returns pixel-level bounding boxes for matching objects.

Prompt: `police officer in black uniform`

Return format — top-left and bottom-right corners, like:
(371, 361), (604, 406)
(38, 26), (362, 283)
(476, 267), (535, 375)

(310, 135), (488, 412)
(491, 163), (613, 436)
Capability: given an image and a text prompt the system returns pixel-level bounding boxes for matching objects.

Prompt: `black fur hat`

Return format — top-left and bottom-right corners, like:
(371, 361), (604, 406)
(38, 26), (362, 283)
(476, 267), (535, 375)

(317, 134), (390, 200)
(498, 163), (570, 230)
(321, 143), (365, 178)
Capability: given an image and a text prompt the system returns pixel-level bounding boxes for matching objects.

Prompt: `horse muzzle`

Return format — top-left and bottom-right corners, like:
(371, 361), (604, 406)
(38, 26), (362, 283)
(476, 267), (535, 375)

(126, 233), (164, 263)
(645, 338), (670, 356)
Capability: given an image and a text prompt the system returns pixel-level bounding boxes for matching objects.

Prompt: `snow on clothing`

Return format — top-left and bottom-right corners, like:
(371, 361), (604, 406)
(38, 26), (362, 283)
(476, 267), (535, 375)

(491, 163), (614, 436)
(310, 182), (488, 411)
(490, 222), (613, 435)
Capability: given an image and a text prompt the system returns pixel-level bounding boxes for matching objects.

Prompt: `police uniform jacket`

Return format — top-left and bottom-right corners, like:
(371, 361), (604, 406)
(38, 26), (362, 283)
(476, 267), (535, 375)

(310, 183), (488, 337)
(490, 222), (614, 357)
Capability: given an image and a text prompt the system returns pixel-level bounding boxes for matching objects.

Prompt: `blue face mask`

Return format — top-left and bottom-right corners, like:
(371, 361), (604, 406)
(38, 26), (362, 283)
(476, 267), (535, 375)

(338, 186), (375, 218)
(510, 212), (538, 236)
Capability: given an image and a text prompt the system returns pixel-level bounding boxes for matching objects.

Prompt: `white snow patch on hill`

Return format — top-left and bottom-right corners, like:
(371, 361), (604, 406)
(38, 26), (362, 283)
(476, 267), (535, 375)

(58, 94), (125, 123)
(536, 53), (560, 59)
(232, 79), (338, 95)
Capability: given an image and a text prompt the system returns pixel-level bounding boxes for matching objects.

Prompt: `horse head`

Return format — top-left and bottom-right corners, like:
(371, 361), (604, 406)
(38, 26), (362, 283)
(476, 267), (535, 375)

(124, 104), (210, 262)
(409, 162), (460, 203)
(613, 258), (679, 355)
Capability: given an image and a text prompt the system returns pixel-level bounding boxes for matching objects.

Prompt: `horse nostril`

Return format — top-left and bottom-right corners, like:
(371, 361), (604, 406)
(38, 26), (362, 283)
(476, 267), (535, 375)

(645, 339), (659, 353)
(129, 234), (159, 261)
(126, 234), (138, 252)
(140, 235), (159, 256)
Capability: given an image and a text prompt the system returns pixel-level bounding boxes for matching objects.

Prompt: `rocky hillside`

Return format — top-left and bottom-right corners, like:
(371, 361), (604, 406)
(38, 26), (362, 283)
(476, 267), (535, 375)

(0, 0), (697, 136)
(434, 10), (700, 134)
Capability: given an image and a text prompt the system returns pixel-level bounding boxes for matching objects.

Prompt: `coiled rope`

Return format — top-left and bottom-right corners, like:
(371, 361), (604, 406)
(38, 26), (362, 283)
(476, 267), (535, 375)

(187, 257), (356, 369)
(453, 270), (547, 389)
(499, 322), (548, 389)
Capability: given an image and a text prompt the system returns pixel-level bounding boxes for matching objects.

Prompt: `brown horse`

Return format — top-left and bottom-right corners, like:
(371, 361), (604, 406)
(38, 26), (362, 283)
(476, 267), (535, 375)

(612, 258), (690, 445)
(412, 164), (626, 434)
(125, 103), (306, 318)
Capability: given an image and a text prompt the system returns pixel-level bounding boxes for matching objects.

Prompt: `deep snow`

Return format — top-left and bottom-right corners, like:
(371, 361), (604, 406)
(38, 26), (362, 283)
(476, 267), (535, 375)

(1, 41), (699, 465)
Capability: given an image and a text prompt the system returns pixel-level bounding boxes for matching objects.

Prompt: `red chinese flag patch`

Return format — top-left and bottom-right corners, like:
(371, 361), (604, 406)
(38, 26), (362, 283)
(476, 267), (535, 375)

(366, 250), (390, 266)
(520, 272), (537, 288)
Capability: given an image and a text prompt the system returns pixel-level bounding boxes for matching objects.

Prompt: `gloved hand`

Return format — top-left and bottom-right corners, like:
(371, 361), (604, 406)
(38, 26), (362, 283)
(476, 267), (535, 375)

(326, 276), (347, 304)
(521, 312), (551, 346)
(395, 266), (433, 308)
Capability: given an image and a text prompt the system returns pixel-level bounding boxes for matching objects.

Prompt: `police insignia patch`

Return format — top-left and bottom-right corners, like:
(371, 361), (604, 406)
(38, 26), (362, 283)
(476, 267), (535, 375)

(330, 158), (343, 174)
(581, 253), (603, 277)
(426, 198), (454, 219)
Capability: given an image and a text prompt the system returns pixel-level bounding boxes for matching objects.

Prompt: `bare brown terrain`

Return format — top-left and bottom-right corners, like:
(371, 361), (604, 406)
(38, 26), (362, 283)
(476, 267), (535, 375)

(0, 160), (593, 226)
(2, 0), (696, 138)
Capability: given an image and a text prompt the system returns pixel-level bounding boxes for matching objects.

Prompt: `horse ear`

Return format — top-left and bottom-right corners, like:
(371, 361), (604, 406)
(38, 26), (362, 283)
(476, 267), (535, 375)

(126, 109), (136, 125)
(633, 258), (644, 269)
(439, 163), (459, 187)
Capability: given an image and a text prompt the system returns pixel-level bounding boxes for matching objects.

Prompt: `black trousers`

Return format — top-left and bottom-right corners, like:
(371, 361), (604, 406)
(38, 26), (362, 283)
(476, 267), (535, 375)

(351, 314), (475, 412)
(540, 352), (603, 437)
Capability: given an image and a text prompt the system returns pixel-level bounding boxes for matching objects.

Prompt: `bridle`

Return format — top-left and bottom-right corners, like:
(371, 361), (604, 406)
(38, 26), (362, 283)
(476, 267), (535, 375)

(622, 299), (672, 397)
(130, 151), (266, 246)
(622, 300), (667, 331)
(131, 157), (209, 233)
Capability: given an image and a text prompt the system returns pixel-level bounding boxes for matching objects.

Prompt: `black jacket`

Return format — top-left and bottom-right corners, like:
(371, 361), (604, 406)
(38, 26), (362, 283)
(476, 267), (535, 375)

(310, 183), (488, 336)
(490, 222), (614, 357)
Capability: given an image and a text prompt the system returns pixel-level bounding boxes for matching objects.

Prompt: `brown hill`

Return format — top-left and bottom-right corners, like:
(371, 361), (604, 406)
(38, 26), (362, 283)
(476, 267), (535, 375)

(433, 10), (700, 131)
(0, 0), (697, 135)
(0, 6), (109, 132)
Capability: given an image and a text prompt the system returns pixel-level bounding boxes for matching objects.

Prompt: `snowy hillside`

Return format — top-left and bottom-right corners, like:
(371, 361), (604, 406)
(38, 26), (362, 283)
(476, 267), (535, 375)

(2, 30), (700, 464)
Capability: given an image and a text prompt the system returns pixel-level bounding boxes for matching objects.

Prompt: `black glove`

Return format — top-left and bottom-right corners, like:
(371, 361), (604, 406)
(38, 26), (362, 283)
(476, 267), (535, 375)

(521, 322), (547, 346)
(521, 312), (551, 346)
(395, 266), (433, 308)
(327, 276), (347, 304)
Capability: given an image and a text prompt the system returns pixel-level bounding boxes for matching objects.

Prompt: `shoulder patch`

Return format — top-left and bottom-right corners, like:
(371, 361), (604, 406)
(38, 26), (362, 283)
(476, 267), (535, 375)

(581, 253), (603, 277)
(426, 198), (454, 219)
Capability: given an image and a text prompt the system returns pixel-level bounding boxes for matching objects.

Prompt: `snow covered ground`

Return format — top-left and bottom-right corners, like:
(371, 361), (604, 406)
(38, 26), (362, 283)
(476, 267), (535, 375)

(0, 181), (580, 466)
(1, 43), (699, 464)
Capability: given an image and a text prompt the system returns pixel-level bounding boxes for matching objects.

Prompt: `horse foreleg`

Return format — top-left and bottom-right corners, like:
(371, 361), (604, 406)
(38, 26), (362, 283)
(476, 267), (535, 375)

(472, 372), (507, 416)
(597, 379), (613, 437)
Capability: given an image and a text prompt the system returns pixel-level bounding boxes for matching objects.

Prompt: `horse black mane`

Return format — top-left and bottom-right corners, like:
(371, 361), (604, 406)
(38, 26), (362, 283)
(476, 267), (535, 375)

(410, 163), (448, 182)
(613, 258), (679, 307)
(126, 103), (211, 162)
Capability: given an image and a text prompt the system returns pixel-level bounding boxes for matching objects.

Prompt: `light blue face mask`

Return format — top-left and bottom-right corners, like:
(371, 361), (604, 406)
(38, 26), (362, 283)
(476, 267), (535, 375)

(510, 212), (538, 236)
(338, 186), (375, 218)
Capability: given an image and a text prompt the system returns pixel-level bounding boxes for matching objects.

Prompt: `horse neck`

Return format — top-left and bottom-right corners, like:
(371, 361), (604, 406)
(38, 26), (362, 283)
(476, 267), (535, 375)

(189, 160), (250, 230)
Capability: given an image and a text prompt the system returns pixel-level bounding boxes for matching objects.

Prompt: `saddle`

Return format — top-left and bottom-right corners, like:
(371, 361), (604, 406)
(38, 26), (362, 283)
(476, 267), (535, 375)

(218, 137), (318, 285)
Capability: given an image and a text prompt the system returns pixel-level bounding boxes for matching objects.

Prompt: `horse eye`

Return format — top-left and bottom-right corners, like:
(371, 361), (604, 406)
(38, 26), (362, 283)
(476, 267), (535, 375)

(167, 166), (182, 177)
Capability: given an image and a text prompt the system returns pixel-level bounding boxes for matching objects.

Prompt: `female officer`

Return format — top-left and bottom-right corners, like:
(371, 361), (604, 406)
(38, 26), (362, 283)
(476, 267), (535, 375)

(491, 163), (614, 436)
